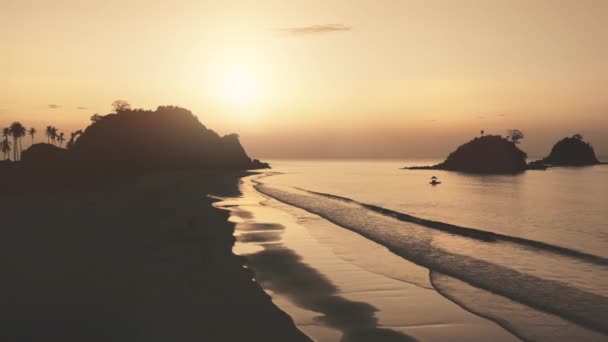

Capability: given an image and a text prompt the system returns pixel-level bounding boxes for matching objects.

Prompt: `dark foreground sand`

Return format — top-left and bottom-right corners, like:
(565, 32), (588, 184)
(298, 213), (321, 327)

(0, 168), (309, 341)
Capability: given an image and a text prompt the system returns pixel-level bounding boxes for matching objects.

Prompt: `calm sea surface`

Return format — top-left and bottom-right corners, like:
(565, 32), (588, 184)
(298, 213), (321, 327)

(265, 159), (608, 259)
(221, 159), (608, 341)
(217, 160), (608, 341)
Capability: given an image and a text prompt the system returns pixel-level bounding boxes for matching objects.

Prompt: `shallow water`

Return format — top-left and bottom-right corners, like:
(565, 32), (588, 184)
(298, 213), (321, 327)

(216, 160), (608, 341)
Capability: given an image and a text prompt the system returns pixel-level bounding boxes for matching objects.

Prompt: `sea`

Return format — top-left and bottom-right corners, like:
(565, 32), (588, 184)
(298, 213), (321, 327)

(215, 159), (608, 341)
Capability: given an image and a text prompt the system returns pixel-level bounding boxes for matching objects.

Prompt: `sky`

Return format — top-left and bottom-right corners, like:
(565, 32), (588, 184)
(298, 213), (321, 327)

(2, 0), (607, 158)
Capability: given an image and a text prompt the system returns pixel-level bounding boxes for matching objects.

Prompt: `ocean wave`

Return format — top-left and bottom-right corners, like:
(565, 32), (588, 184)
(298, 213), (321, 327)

(430, 271), (608, 341)
(294, 188), (608, 266)
(255, 182), (608, 335)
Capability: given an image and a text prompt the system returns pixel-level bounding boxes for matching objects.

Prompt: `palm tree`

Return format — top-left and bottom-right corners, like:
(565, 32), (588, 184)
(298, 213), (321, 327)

(58, 132), (65, 147)
(2, 127), (10, 140)
(50, 127), (58, 145)
(2, 128), (11, 161)
(28, 127), (37, 146)
(9, 122), (26, 161)
(46, 126), (53, 144)
(1, 139), (11, 160)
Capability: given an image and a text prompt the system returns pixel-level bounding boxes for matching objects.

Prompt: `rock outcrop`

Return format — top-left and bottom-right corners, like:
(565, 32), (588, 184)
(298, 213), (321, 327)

(406, 135), (528, 174)
(542, 135), (600, 166)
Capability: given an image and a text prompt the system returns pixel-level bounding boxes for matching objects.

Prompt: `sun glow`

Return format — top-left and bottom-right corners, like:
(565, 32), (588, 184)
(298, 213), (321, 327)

(207, 55), (277, 120)
(218, 64), (261, 110)
(193, 39), (280, 121)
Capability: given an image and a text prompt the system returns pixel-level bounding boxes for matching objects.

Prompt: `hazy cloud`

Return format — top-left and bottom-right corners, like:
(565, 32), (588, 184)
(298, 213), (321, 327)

(274, 24), (352, 36)
(77, 106), (88, 110)
(48, 104), (61, 109)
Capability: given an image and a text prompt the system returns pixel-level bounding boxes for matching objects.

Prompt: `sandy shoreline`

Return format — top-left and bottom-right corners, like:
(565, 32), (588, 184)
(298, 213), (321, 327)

(0, 169), (308, 341)
(216, 174), (521, 342)
(3, 167), (601, 341)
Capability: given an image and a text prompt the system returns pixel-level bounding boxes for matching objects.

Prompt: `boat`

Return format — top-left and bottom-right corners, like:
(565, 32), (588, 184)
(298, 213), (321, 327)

(430, 176), (441, 185)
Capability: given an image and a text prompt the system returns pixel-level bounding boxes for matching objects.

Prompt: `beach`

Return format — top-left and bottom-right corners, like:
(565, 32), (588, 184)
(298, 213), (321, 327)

(0, 169), (308, 341)
(216, 173), (521, 341)
(215, 161), (608, 342)
(1, 160), (606, 342)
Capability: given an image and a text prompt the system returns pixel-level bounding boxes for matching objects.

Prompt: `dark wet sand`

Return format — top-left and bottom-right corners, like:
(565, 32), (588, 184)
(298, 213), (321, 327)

(246, 245), (416, 342)
(0, 169), (309, 341)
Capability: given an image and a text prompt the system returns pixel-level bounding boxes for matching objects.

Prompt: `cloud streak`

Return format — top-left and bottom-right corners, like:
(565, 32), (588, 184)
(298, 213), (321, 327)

(274, 24), (352, 36)
(48, 104), (61, 109)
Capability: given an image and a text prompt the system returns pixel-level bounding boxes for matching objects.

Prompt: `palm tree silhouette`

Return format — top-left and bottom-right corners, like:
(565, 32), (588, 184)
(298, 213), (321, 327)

(2, 127), (10, 140)
(46, 126), (53, 144)
(58, 132), (66, 147)
(50, 127), (58, 145)
(9, 122), (26, 161)
(28, 127), (37, 147)
(1, 139), (11, 160)
(2, 128), (11, 160)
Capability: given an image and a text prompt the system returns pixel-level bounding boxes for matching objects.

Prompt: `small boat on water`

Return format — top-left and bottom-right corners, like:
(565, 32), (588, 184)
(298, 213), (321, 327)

(430, 176), (441, 185)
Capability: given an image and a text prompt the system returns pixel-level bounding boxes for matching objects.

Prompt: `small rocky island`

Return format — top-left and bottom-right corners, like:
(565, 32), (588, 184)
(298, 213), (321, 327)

(539, 134), (601, 166)
(406, 134), (528, 174)
(406, 131), (604, 174)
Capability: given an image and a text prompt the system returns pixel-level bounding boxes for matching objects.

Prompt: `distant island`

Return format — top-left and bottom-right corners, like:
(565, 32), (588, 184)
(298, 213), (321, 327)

(406, 131), (528, 174)
(539, 134), (601, 166)
(405, 130), (604, 174)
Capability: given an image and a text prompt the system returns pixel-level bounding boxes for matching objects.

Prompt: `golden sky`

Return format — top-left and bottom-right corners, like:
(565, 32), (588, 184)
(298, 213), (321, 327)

(2, 0), (607, 158)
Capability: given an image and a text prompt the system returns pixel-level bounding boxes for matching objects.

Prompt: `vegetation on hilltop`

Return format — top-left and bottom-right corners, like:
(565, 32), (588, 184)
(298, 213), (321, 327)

(406, 130), (529, 174)
(5, 101), (268, 170)
(436, 134), (528, 173)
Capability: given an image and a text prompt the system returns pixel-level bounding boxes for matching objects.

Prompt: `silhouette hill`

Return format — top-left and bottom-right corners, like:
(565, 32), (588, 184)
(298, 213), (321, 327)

(70, 106), (254, 168)
(2, 106), (268, 192)
(0, 107), (306, 341)
(20, 106), (268, 170)
(21, 143), (67, 163)
(542, 135), (600, 166)
(406, 135), (528, 174)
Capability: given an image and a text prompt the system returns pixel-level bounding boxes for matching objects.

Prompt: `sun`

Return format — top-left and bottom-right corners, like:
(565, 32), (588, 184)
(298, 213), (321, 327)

(200, 44), (277, 119)
(214, 62), (270, 116)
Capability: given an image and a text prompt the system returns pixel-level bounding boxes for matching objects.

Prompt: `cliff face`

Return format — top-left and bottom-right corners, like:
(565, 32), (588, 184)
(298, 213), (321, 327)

(542, 136), (600, 166)
(436, 135), (528, 174)
(61, 106), (266, 169)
